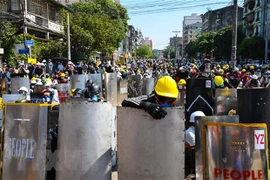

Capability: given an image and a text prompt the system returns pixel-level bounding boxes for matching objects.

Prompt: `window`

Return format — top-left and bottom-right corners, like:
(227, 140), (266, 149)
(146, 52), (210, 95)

(190, 35), (192, 38)
(190, 31), (192, 33)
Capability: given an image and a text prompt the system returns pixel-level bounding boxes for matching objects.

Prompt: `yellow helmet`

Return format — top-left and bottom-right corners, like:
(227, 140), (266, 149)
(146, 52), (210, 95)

(178, 79), (186, 85)
(60, 73), (65, 77)
(250, 65), (254, 70)
(217, 64), (221, 68)
(214, 76), (224, 87)
(154, 76), (179, 98)
(31, 77), (37, 81)
(228, 109), (236, 116)
(242, 69), (246, 72)
(219, 69), (224, 73)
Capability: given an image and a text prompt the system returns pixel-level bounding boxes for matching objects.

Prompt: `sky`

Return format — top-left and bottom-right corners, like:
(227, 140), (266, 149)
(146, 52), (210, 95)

(120, 0), (244, 50)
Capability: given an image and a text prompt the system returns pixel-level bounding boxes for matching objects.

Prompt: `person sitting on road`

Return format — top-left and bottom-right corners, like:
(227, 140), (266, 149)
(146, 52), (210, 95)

(16, 86), (30, 103)
(243, 74), (261, 88)
(185, 111), (205, 176)
(121, 76), (179, 119)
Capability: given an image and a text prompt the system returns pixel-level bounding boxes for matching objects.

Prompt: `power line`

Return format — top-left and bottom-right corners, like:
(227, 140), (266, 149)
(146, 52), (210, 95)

(126, 0), (206, 10)
(128, 2), (231, 15)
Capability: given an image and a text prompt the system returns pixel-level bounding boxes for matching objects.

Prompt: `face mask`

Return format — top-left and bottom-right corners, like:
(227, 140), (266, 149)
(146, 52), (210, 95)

(178, 85), (183, 90)
(160, 102), (171, 108)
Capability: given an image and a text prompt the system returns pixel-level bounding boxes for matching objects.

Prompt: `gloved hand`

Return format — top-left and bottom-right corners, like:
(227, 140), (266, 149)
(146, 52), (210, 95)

(142, 102), (167, 119)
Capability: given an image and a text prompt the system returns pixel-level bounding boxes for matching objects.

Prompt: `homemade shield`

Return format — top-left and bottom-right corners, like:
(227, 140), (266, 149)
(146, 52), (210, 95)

(117, 107), (185, 180)
(0, 78), (7, 95)
(104, 73), (117, 106)
(195, 115), (239, 180)
(70, 75), (86, 91)
(214, 89), (237, 115)
(237, 88), (270, 163)
(127, 75), (143, 98)
(11, 78), (30, 94)
(186, 78), (214, 117)
(55, 83), (70, 103)
(142, 78), (155, 95)
(2, 103), (49, 180)
(88, 73), (103, 92)
(117, 79), (128, 106)
(203, 122), (268, 180)
(56, 102), (112, 180)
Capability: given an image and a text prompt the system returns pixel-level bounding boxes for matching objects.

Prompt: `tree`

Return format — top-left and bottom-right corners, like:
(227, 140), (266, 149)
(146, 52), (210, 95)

(134, 45), (153, 58)
(196, 31), (216, 57)
(185, 41), (198, 58)
(163, 45), (174, 59)
(70, 0), (129, 59)
(238, 36), (265, 59)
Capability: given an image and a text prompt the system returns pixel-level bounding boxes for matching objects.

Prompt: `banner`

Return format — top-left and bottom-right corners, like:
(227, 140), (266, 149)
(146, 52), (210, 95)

(28, 58), (37, 64)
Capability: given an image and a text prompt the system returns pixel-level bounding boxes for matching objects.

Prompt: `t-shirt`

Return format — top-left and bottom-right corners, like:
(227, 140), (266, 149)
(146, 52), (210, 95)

(185, 126), (195, 147)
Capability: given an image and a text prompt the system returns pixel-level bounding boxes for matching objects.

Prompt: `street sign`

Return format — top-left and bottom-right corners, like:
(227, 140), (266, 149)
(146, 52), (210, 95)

(25, 40), (34, 47)
(0, 48), (4, 54)
(19, 49), (30, 54)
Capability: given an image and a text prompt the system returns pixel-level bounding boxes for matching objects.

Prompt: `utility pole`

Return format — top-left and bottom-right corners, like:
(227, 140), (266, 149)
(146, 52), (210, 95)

(67, 13), (71, 60)
(172, 31), (181, 59)
(264, 0), (269, 63)
(231, 0), (238, 70)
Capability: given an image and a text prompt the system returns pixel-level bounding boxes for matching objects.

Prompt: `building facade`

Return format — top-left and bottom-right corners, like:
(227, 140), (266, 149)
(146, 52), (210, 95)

(170, 36), (182, 58)
(243, 0), (268, 38)
(144, 37), (153, 50)
(121, 25), (143, 58)
(0, 0), (66, 40)
(182, 13), (202, 57)
(202, 5), (244, 32)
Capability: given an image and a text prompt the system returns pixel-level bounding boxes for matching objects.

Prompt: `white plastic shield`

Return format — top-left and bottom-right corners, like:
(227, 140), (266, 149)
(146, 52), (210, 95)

(195, 116), (239, 180)
(104, 73), (118, 106)
(70, 75), (86, 91)
(56, 101), (112, 180)
(88, 73), (103, 91)
(11, 78), (30, 94)
(203, 123), (268, 180)
(2, 103), (49, 180)
(117, 107), (185, 180)
(142, 78), (155, 95)
(55, 83), (70, 103)
(117, 80), (128, 106)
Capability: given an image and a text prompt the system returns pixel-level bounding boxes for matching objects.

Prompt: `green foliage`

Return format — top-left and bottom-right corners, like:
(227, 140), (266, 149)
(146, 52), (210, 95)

(238, 36), (265, 59)
(134, 45), (153, 58)
(163, 46), (174, 59)
(185, 41), (198, 58)
(69, 0), (129, 59)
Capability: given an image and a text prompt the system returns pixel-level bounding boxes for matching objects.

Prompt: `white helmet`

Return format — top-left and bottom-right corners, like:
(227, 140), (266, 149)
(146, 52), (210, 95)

(45, 82), (52, 87)
(190, 111), (205, 123)
(30, 80), (37, 84)
(251, 74), (258, 80)
(35, 81), (43, 86)
(18, 86), (28, 93)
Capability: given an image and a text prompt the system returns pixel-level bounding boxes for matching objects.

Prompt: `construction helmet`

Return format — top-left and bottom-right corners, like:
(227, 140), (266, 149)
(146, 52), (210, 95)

(178, 79), (186, 86)
(190, 111), (205, 123)
(214, 76), (224, 87)
(60, 73), (65, 77)
(154, 76), (179, 98)
(242, 69), (246, 73)
(18, 86), (28, 93)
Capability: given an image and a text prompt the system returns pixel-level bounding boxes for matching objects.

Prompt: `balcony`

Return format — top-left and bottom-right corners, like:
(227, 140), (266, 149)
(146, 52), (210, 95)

(26, 12), (64, 34)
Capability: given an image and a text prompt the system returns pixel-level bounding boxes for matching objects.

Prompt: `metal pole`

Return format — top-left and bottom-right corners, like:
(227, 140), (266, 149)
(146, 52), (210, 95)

(231, 0), (238, 70)
(265, 0), (268, 63)
(67, 13), (71, 60)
